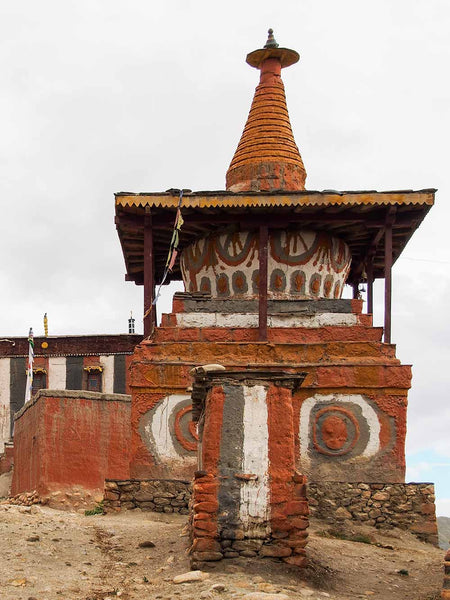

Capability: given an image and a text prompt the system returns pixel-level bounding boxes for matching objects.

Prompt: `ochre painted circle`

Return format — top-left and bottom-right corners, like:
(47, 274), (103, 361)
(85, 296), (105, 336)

(321, 415), (348, 450)
(174, 405), (198, 452)
(313, 406), (360, 456)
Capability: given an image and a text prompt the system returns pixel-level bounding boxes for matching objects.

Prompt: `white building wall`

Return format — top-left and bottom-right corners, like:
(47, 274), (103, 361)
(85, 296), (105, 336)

(0, 358), (10, 452)
(48, 356), (66, 389)
(100, 355), (115, 394)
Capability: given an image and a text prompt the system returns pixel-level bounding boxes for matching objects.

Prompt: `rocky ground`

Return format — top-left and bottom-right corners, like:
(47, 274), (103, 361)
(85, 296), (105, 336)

(0, 502), (444, 600)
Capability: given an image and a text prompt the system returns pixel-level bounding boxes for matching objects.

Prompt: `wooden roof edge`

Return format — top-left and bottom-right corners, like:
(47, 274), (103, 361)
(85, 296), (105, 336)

(115, 188), (437, 197)
(115, 189), (436, 209)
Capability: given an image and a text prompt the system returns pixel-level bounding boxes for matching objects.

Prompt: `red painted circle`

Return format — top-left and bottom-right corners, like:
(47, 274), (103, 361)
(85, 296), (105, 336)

(321, 415), (348, 450)
(174, 405), (198, 452)
(313, 406), (360, 456)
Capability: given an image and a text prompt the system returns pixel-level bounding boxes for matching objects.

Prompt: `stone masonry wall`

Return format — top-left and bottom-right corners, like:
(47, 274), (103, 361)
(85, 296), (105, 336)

(104, 478), (438, 547)
(443, 548), (450, 599)
(104, 479), (191, 514)
(308, 481), (438, 546)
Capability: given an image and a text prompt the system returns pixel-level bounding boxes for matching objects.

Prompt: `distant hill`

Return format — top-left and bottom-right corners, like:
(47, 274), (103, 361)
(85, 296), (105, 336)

(438, 516), (450, 550)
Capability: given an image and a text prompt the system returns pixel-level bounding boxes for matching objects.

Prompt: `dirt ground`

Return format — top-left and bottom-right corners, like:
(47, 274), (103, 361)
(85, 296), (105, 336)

(0, 503), (444, 600)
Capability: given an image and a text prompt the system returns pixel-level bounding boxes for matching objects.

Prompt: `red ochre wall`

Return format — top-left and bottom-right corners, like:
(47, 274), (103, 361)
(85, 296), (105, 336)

(12, 390), (131, 497)
(129, 298), (410, 482)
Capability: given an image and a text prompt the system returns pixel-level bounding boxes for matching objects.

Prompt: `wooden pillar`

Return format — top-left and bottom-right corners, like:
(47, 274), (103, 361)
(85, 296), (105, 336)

(144, 209), (155, 337)
(352, 282), (359, 300)
(366, 255), (374, 315)
(384, 220), (393, 343)
(258, 225), (269, 341)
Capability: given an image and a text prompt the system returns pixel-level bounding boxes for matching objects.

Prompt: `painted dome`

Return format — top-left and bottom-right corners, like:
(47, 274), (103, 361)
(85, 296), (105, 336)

(181, 229), (351, 300)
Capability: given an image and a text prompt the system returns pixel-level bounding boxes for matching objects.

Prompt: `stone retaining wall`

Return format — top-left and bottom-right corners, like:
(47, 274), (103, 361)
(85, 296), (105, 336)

(104, 478), (191, 514)
(308, 481), (438, 546)
(103, 478), (438, 546)
(443, 549), (450, 599)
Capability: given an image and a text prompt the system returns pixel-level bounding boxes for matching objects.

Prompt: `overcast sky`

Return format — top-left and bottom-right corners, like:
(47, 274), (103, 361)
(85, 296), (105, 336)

(1, 1), (449, 515)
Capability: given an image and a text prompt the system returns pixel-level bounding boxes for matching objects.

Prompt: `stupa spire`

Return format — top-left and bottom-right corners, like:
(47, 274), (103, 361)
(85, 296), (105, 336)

(226, 29), (307, 192)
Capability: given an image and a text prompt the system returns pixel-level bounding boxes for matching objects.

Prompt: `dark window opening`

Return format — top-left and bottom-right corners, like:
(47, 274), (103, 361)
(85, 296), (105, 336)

(32, 371), (47, 396)
(86, 371), (102, 392)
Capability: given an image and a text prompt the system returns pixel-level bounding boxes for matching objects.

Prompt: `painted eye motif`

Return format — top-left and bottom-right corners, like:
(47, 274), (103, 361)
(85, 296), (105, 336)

(299, 394), (381, 466)
(142, 394), (198, 466)
(313, 407), (360, 456)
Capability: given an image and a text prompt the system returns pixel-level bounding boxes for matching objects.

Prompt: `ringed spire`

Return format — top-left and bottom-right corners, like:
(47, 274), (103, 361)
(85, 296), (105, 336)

(226, 29), (307, 192)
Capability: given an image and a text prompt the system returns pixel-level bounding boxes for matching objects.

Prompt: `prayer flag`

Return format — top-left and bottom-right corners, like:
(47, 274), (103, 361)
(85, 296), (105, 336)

(24, 328), (34, 403)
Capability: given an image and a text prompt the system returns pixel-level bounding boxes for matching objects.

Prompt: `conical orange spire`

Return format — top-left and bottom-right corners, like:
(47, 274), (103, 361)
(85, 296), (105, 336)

(226, 29), (307, 192)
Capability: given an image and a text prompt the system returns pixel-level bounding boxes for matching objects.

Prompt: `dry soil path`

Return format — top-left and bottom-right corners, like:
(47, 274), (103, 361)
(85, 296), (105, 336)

(0, 504), (443, 600)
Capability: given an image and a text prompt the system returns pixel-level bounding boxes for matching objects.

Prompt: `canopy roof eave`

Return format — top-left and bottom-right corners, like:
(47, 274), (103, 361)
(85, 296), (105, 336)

(114, 189), (435, 286)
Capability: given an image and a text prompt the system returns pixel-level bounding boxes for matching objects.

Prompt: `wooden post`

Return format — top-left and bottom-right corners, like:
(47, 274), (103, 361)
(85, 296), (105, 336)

(144, 209), (155, 337)
(384, 219), (393, 343)
(258, 225), (269, 341)
(352, 282), (359, 300)
(366, 255), (374, 315)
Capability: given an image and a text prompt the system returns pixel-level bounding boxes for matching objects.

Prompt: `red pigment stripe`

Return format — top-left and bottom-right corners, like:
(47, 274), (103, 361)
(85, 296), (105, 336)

(267, 384), (296, 531)
(192, 384), (226, 550)
(201, 385), (225, 476)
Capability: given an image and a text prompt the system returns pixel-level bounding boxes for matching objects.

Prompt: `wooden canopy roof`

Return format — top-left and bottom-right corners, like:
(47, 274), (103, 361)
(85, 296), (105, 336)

(115, 188), (435, 287)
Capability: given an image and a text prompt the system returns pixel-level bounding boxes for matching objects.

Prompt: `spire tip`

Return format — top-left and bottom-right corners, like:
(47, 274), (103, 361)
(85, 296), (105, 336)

(264, 28), (279, 49)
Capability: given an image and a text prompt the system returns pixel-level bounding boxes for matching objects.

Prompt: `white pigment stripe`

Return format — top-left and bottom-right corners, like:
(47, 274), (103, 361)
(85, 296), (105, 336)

(239, 384), (270, 537)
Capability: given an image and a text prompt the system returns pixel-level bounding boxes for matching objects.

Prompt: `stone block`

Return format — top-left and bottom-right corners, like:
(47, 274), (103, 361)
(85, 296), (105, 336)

(335, 507), (352, 520)
(134, 492), (155, 502)
(283, 555), (308, 567)
(194, 493), (217, 504)
(220, 528), (244, 540)
(224, 550), (240, 558)
(104, 491), (119, 500)
(192, 538), (221, 552)
(194, 519), (217, 532)
(372, 492), (390, 501)
(194, 501), (219, 513)
(259, 544), (292, 558)
(104, 481), (119, 490)
(421, 503), (436, 515)
(232, 540), (263, 552)
(170, 499), (187, 507)
(153, 497), (170, 505)
(289, 517), (309, 530)
(119, 492), (134, 501)
(138, 502), (156, 511)
(284, 500), (309, 516)
(119, 483), (137, 492)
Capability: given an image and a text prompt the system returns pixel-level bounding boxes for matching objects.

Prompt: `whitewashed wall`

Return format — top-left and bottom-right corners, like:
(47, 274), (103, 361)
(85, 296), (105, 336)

(0, 358), (10, 453)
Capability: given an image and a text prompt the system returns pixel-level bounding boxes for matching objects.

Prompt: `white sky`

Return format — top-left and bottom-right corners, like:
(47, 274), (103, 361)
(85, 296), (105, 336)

(0, 1), (449, 514)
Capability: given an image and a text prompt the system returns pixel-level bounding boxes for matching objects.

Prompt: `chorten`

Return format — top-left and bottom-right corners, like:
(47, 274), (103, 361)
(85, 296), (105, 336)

(114, 30), (436, 563)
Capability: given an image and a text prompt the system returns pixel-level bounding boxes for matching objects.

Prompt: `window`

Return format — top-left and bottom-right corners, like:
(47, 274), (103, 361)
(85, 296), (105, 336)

(86, 370), (102, 392)
(83, 366), (103, 392)
(32, 370), (47, 396)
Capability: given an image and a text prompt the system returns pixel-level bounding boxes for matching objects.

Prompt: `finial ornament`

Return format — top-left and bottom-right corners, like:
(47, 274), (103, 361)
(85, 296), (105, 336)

(246, 30), (299, 69)
(264, 28), (279, 49)
(226, 29), (306, 192)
